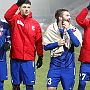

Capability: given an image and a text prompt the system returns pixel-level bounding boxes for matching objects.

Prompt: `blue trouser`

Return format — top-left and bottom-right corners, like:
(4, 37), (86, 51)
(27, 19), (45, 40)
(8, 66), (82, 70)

(0, 81), (4, 90)
(47, 60), (75, 90)
(10, 59), (35, 85)
(78, 63), (90, 90)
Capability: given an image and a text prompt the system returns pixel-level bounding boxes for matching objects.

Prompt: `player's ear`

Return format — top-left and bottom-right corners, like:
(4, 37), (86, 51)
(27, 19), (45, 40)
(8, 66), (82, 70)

(58, 17), (62, 21)
(18, 7), (21, 11)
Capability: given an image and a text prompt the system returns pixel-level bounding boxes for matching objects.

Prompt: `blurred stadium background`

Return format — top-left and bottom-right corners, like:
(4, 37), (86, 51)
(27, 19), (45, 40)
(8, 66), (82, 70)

(0, 0), (90, 33)
(0, 0), (90, 90)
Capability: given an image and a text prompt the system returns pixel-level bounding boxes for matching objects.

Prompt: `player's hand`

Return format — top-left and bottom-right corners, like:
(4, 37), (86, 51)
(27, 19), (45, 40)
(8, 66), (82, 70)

(3, 42), (10, 51)
(58, 17), (63, 29)
(16, 0), (26, 6)
(62, 20), (70, 30)
(58, 39), (65, 46)
(87, 3), (90, 10)
(36, 56), (43, 69)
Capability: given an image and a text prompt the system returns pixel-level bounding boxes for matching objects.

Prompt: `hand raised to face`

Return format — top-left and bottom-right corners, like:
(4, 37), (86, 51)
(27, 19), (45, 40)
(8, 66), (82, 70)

(62, 20), (70, 30)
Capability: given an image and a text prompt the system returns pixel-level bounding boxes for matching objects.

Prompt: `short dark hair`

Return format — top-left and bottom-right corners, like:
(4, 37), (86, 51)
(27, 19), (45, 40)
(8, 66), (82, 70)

(24, 0), (31, 5)
(55, 9), (68, 19)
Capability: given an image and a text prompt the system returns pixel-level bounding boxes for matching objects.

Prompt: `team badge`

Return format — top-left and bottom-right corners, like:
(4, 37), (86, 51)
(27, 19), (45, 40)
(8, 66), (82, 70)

(32, 26), (35, 31)
(72, 29), (76, 32)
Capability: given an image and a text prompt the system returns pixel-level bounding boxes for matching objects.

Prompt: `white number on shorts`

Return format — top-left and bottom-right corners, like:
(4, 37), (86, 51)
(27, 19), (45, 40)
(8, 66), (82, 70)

(47, 78), (52, 85)
(80, 73), (86, 80)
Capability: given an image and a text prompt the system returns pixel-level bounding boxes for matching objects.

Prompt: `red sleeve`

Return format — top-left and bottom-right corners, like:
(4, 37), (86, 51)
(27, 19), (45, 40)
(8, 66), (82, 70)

(76, 8), (89, 29)
(35, 22), (43, 57)
(4, 4), (18, 23)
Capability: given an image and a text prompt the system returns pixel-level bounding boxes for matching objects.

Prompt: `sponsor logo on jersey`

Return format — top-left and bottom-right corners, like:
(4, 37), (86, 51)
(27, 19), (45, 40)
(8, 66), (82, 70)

(17, 20), (24, 26)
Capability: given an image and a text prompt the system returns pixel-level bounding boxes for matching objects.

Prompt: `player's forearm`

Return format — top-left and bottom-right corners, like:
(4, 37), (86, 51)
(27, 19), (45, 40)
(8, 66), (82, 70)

(76, 8), (88, 27)
(44, 42), (59, 51)
(4, 4), (18, 21)
(67, 29), (80, 47)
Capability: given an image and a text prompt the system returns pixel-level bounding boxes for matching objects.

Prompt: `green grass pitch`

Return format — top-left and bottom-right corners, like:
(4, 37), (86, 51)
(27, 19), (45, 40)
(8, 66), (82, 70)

(4, 47), (90, 90)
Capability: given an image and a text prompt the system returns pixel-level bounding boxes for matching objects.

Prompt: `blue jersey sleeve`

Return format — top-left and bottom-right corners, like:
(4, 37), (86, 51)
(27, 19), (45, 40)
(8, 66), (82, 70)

(44, 42), (58, 51)
(67, 29), (80, 47)
(2, 22), (10, 30)
(2, 22), (10, 42)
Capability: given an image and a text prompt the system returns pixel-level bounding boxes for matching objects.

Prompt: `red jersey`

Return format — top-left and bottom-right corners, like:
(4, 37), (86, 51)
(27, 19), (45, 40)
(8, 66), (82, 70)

(4, 4), (43, 61)
(76, 8), (90, 63)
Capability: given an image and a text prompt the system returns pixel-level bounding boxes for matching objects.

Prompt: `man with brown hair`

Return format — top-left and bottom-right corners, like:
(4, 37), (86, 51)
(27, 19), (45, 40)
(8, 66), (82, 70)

(43, 9), (82, 90)
(4, 0), (43, 90)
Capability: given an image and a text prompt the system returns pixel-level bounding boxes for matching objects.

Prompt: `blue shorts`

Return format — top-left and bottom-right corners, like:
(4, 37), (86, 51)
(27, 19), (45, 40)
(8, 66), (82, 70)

(10, 59), (35, 85)
(79, 63), (90, 81)
(0, 61), (7, 81)
(47, 63), (75, 90)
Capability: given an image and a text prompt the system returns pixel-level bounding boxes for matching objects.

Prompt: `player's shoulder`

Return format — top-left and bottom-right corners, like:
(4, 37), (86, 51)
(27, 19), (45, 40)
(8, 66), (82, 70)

(30, 17), (38, 23)
(70, 24), (80, 33)
(47, 22), (58, 30)
(0, 19), (9, 26)
(0, 19), (8, 23)
(0, 19), (10, 29)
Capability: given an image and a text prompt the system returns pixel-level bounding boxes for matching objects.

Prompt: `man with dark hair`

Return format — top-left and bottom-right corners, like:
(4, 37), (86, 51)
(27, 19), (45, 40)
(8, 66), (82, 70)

(76, 3), (90, 90)
(43, 9), (82, 90)
(4, 0), (43, 90)
(0, 19), (10, 90)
